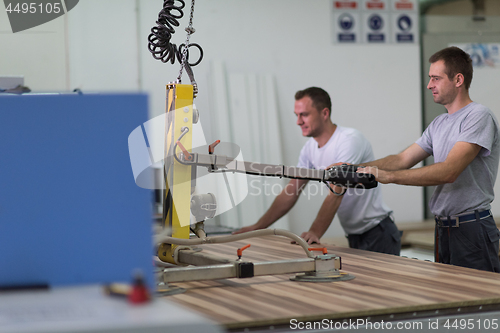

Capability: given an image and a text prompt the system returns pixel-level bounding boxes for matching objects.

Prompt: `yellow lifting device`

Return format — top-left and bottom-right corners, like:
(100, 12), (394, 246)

(158, 83), (194, 264)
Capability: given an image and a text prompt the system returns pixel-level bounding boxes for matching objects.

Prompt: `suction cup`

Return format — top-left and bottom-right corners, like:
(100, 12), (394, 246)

(156, 284), (186, 296)
(290, 271), (355, 283)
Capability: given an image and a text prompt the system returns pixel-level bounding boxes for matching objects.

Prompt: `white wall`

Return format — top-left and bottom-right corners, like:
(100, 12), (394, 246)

(472, 59), (500, 215)
(66, 0), (141, 91)
(0, 0), (424, 238)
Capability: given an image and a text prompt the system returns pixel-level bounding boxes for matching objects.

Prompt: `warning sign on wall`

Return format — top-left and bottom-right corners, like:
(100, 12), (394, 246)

(332, 0), (418, 44)
(362, 11), (390, 43)
(391, 12), (418, 43)
(333, 10), (361, 42)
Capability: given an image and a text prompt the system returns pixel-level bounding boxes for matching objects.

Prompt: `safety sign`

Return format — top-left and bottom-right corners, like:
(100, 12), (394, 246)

(392, 13), (418, 43)
(333, 0), (418, 44)
(334, 12), (360, 42)
(362, 12), (389, 43)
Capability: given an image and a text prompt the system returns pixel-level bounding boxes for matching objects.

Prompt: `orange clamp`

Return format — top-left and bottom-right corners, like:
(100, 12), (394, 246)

(308, 247), (328, 255)
(176, 141), (193, 161)
(209, 140), (221, 154)
(237, 244), (251, 258)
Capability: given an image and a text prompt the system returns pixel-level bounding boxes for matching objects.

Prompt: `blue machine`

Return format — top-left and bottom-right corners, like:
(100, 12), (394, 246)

(0, 94), (154, 288)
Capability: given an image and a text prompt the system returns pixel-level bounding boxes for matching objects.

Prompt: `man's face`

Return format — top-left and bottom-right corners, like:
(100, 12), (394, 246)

(427, 60), (458, 106)
(294, 96), (325, 138)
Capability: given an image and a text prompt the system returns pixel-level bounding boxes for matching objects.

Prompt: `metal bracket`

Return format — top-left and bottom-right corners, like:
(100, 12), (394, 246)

(160, 251), (352, 284)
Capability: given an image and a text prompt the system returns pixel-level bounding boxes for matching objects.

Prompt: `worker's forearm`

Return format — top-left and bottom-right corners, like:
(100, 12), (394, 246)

(359, 154), (407, 171)
(384, 162), (460, 186)
(359, 144), (429, 172)
(308, 194), (342, 238)
(255, 191), (299, 229)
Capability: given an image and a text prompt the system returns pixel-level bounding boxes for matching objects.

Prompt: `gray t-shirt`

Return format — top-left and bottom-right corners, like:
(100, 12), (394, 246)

(298, 126), (392, 234)
(416, 102), (500, 217)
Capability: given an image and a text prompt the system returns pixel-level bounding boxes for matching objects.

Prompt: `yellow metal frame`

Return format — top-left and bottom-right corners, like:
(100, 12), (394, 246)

(158, 83), (193, 264)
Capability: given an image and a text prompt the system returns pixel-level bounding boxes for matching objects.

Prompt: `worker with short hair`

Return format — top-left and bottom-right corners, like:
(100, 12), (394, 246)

(357, 46), (500, 272)
(234, 87), (401, 255)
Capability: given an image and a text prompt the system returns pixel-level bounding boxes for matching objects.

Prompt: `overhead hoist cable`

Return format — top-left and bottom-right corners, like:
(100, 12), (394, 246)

(147, 0), (203, 87)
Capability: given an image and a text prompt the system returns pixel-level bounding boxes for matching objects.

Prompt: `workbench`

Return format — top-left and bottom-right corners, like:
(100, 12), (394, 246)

(165, 235), (500, 332)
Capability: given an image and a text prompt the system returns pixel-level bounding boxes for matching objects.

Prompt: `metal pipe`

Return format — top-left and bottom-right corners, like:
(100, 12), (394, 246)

(195, 228), (206, 238)
(154, 229), (315, 258)
(161, 258), (319, 283)
(162, 264), (236, 283)
(178, 249), (231, 266)
(253, 259), (316, 276)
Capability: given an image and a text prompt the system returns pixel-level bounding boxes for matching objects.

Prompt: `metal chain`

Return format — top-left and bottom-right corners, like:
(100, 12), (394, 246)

(177, 0), (195, 83)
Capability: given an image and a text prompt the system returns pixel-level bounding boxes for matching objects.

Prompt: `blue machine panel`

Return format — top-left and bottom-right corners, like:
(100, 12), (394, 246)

(0, 94), (154, 288)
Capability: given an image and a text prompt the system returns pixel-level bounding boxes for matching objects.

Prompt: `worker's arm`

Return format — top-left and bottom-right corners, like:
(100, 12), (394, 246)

(358, 141), (482, 186)
(358, 143), (430, 171)
(300, 187), (343, 244)
(232, 179), (308, 234)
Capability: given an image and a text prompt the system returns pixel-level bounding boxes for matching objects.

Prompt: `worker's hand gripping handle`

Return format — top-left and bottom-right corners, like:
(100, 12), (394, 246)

(325, 164), (378, 189)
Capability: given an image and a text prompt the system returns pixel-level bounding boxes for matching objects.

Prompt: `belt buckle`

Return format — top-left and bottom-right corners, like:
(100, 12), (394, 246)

(454, 216), (460, 227)
(435, 217), (442, 227)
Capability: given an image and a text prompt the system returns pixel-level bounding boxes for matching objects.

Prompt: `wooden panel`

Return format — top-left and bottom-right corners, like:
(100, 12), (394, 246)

(165, 235), (500, 329)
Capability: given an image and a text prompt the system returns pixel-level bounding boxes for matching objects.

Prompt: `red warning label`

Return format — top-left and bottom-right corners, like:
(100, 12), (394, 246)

(366, 1), (384, 10)
(334, 1), (358, 9)
(395, 0), (413, 10)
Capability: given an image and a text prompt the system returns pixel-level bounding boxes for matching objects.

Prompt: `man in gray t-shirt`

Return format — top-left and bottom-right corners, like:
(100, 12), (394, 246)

(234, 87), (400, 255)
(416, 102), (500, 217)
(358, 46), (500, 272)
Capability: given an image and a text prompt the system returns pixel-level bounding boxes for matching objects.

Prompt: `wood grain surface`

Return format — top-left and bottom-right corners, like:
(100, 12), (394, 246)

(164, 235), (500, 329)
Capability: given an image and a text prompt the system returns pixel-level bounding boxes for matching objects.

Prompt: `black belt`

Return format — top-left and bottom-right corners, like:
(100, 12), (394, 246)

(435, 210), (492, 227)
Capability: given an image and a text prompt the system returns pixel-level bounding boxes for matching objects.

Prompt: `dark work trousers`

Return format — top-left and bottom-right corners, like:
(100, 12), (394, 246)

(347, 215), (401, 255)
(435, 216), (500, 272)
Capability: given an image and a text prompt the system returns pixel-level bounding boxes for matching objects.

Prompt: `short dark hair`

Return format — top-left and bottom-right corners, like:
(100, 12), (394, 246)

(429, 46), (473, 90)
(295, 87), (332, 117)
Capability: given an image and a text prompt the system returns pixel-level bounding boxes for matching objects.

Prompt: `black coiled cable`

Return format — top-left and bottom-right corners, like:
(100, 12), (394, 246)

(148, 0), (203, 66)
